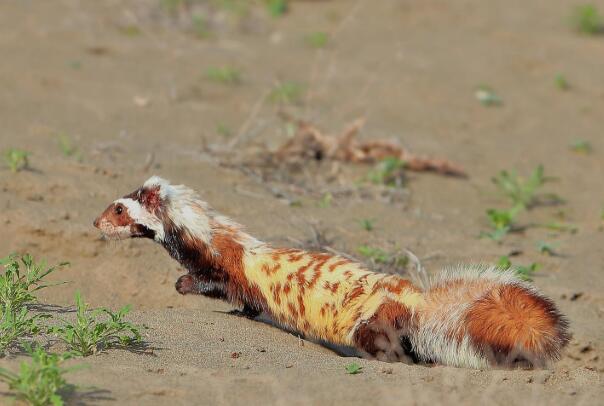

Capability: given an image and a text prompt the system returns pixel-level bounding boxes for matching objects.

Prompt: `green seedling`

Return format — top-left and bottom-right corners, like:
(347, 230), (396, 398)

(0, 345), (76, 406)
(482, 206), (521, 241)
(359, 219), (375, 232)
(57, 134), (79, 158)
(555, 74), (570, 90)
(0, 307), (45, 355)
(0, 254), (67, 311)
(475, 85), (502, 106)
(367, 157), (406, 187)
(266, 0), (288, 17)
(544, 221), (578, 234)
(306, 31), (328, 48)
(317, 192), (333, 208)
(213, 0), (250, 17)
(50, 292), (144, 357)
(216, 123), (233, 137)
(536, 241), (557, 256)
(118, 25), (141, 37)
(345, 362), (363, 374)
(191, 14), (210, 38)
(570, 140), (592, 154)
(357, 245), (389, 264)
(206, 67), (242, 85)
(491, 165), (547, 209)
(4, 148), (29, 172)
(571, 4), (604, 34)
(161, 0), (187, 14)
(269, 81), (304, 104)
(496, 256), (540, 282)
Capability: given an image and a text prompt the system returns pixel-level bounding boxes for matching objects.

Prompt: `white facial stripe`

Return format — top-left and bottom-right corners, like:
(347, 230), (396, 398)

(115, 198), (165, 241)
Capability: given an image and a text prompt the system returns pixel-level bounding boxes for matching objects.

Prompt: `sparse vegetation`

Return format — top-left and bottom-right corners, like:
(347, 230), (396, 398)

(57, 133), (79, 158)
(345, 362), (362, 374)
(570, 140), (592, 154)
(491, 165), (546, 209)
(359, 219), (375, 232)
(357, 245), (409, 270)
(475, 85), (502, 106)
(0, 254), (67, 312)
(482, 206), (521, 241)
(0, 254), (65, 355)
(0, 345), (75, 406)
(265, 0), (288, 17)
(537, 241), (557, 256)
(571, 4), (604, 35)
(269, 81), (304, 104)
(317, 192), (333, 208)
(4, 148), (29, 172)
(367, 157), (406, 187)
(357, 245), (389, 264)
(496, 256), (540, 282)
(306, 31), (328, 48)
(50, 292), (144, 357)
(206, 66), (242, 85)
(0, 307), (44, 354)
(216, 123), (233, 137)
(191, 14), (210, 38)
(544, 221), (578, 234)
(555, 74), (570, 90)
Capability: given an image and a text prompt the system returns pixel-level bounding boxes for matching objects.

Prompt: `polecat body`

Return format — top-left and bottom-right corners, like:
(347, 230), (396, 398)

(93, 176), (569, 369)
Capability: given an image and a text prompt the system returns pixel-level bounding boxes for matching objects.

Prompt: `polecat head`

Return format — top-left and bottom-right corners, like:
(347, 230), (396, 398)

(94, 176), (215, 243)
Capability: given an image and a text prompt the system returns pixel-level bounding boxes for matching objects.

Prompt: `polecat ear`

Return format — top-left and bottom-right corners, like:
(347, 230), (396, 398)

(141, 186), (161, 212)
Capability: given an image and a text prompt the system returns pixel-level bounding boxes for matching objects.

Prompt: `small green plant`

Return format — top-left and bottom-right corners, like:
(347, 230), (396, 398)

(117, 24), (141, 37)
(306, 31), (328, 48)
(359, 219), (375, 232)
(265, 0), (288, 17)
(482, 206), (521, 241)
(555, 74), (570, 90)
(345, 362), (362, 374)
(475, 85), (502, 106)
(0, 254), (67, 311)
(571, 4), (604, 35)
(0, 345), (75, 406)
(50, 292), (144, 357)
(570, 140), (592, 154)
(543, 221), (578, 234)
(0, 307), (44, 354)
(357, 245), (389, 264)
(57, 134), (79, 158)
(317, 192), (333, 208)
(269, 81), (304, 104)
(491, 165), (546, 209)
(191, 14), (210, 38)
(216, 123), (233, 137)
(206, 66), (242, 85)
(4, 148), (29, 172)
(496, 256), (540, 281)
(536, 241), (557, 256)
(367, 157), (406, 187)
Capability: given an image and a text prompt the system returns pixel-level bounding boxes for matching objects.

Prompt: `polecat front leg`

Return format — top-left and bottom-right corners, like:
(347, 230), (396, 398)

(175, 273), (261, 319)
(175, 273), (226, 299)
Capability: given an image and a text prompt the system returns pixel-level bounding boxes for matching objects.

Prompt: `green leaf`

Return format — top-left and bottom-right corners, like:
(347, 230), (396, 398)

(345, 362), (363, 374)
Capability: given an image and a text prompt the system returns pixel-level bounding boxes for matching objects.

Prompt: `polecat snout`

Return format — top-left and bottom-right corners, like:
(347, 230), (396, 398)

(94, 176), (570, 369)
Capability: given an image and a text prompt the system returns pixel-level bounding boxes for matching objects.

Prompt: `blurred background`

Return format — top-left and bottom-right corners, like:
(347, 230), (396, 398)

(1, 1), (603, 404)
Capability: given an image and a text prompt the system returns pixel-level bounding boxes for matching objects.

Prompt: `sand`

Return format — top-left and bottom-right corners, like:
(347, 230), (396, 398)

(0, 0), (603, 404)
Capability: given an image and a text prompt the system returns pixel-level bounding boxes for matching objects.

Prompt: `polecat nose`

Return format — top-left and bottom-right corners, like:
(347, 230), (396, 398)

(93, 217), (100, 228)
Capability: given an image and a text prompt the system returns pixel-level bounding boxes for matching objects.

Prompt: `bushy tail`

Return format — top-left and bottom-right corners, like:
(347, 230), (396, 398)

(410, 265), (570, 369)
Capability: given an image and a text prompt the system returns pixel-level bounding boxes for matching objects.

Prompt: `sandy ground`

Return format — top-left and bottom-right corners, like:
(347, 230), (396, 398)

(1, 0), (603, 404)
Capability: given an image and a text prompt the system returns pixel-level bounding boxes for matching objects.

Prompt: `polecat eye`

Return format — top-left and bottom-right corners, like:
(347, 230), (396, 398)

(115, 205), (123, 215)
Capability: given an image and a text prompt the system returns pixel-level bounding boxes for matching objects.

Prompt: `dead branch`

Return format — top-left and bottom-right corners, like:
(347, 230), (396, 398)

(274, 114), (466, 177)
